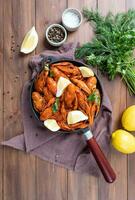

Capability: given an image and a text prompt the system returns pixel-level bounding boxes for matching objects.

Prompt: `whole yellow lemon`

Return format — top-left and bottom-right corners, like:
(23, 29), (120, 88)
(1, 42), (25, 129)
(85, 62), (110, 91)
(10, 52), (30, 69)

(111, 129), (135, 154)
(121, 105), (135, 131)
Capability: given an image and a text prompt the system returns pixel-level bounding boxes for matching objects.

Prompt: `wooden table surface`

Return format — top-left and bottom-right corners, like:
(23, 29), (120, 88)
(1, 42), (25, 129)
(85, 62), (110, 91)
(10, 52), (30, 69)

(0, 0), (135, 199)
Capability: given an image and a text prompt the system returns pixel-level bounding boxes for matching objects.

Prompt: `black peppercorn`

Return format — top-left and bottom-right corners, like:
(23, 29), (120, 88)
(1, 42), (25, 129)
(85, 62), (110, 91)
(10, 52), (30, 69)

(48, 27), (65, 43)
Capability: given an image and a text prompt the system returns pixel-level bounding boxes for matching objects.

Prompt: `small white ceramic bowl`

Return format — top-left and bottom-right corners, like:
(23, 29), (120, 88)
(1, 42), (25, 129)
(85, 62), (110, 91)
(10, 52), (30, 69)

(62, 8), (83, 32)
(46, 24), (67, 47)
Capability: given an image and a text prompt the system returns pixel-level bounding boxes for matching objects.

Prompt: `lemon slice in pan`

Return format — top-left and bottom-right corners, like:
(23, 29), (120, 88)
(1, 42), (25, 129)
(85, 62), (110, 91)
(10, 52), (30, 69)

(56, 77), (71, 97)
(44, 119), (60, 132)
(79, 66), (94, 77)
(67, 110), (88, 125)
(20, 26), (38, 54)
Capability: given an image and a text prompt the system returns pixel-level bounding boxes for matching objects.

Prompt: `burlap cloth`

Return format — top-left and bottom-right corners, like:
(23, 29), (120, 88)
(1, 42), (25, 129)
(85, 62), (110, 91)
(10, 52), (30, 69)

(1, 43), (112, 176)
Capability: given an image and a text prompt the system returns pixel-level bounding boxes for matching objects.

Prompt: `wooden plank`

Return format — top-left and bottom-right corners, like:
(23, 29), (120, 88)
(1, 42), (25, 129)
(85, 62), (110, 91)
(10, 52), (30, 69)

(35, 1), (68, 200)
(125, 2), (135, 200)
(68, 172), (98, 200)
(0, 0), (4, 199)
(3, 0), (36, 200)
(67, 1), (98, 200)
(98, 0), (126, 15)
(97, 1), (128, 200)
(35, 0), (67, 51)
(67, 0), (97, 44)
(37, 160), (67, 200)
(126, 0), (135, 9)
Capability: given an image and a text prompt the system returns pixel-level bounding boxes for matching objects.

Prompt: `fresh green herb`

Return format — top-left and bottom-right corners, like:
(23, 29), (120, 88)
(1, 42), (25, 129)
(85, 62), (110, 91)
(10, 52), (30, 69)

(75, 9), (135, 95)
(88, 92), (100, 104)
(44, 63), (50, 71)
(49, 71), (54, 77)
(52, 97), (59, 113)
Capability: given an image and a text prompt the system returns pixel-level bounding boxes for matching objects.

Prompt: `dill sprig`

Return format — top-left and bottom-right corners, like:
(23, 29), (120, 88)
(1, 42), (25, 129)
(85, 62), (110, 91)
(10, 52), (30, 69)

(75, 9), (135, 95)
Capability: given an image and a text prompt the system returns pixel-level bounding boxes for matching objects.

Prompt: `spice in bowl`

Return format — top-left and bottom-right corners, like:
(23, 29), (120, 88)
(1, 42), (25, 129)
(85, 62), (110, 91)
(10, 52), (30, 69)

(46, 24), (67, 47)
(48, 26), (65, 43)
(62, 8), (82, 31)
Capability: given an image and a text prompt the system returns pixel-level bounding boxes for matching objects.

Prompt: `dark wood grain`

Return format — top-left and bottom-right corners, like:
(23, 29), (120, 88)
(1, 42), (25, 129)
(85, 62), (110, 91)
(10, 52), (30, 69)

(97, 1), (128, 200)
(0, 0), (135, 199)
(0, 0), (4, 199)
(67, 1), (98, 200)
(35, 1), (68, 200)
(126, 2), (135, 200)
(3, 0), (36, 200)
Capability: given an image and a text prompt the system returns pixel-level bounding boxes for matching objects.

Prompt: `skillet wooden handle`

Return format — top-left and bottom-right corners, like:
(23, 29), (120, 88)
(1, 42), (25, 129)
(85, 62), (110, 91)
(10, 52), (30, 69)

(87, 137), (116, 183)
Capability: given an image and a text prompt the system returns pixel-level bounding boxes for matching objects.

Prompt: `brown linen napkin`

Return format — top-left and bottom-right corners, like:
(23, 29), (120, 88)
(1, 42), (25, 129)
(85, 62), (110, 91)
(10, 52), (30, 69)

(1, 43), (112, 176)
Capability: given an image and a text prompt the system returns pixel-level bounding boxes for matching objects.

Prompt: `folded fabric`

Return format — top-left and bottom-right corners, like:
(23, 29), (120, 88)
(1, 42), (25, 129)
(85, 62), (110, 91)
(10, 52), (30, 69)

(1, 43), (112, 176)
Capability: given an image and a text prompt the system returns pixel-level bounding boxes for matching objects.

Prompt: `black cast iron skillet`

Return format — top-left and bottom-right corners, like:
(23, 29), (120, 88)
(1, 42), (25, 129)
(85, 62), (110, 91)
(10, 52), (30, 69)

(30, 56), (116, 183)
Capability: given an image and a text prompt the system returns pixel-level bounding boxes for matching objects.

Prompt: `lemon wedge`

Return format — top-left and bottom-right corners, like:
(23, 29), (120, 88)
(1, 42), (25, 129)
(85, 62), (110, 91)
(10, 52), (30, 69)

(44, 119), (60, 132)
(67, 110), (88, 125)
(121, 105), (135, 131)
(111, 129), (135, 154)
(20, 26), (38, 54)
(56, 77), (71, 97)
(79, 66), (94, 77)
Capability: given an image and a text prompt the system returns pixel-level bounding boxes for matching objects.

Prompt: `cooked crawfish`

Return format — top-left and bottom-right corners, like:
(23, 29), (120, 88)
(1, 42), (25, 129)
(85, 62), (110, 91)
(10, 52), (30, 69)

(88, 88), (101, 125)
(43, 87), (53, 102)
(71, 78), (91, 94)
(34, 70), (48, 93)
(64, 84), (78, 109)
(32, 61), (101, 130)
(40, 107), (53, 121)
(86, 76), (97, 91)
(60, 102), (68, 122)
(52, 62), (81, 76)
(76, 89), (90, 116)
(46, 77), (57, 95)
(44, 97), (55, 109)
(50, 67), (68, 82)
(32, 92), (46, 112)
